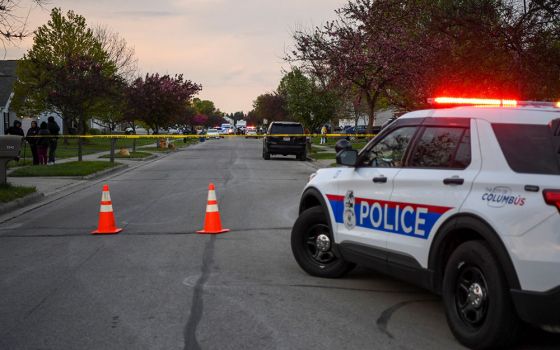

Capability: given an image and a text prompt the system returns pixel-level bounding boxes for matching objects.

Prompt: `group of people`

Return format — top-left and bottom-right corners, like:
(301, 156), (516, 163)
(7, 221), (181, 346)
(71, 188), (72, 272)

(5, 117), (60, 165)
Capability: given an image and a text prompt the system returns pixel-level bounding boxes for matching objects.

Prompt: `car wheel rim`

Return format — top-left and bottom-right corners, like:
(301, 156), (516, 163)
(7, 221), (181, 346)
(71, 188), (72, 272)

(454, 265), (489, 330)
(304, 224), (336, 265)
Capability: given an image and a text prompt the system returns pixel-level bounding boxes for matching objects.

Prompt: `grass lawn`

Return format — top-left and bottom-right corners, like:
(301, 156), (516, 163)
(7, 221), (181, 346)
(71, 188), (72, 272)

(171, 138), (198, 148)
(55, 138), (157, 158)
(140, 147), (173, 153)
(6, 158), (33, 169)
(99, 151), (153, 159)
(311, 152), (337, 160)
(9, 161), (122, 177)
(0, 183), (36, 203)
(14, 138), (159, 166)
(310, 136), (370, 149)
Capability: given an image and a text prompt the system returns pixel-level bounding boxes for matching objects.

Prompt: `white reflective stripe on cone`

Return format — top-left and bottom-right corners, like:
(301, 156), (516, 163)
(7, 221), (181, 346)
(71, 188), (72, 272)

(100, 204), (113, 213)
(102, 191), (111, 202)
(207, 190), (217, 201)
(206, 204), (219, 212)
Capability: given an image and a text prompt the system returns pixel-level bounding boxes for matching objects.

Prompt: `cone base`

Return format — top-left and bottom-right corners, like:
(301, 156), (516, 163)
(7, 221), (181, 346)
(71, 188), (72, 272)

(196, 228), (230, 234)
(92, 228), (123, 235)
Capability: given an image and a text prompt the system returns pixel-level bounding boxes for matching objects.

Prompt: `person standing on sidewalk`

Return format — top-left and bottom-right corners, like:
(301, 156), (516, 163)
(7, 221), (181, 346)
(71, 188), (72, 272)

(37, 122), (51, 165)
(26, 121), (40, 165)
(320, 125), (327, 145)
(5, 120), (24, 136)
(47, 116), (60, 165)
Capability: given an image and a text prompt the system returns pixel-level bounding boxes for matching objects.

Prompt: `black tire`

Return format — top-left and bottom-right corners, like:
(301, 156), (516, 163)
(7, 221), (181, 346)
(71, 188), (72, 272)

(442, 240), (521, 349)
(298, 151), (307, 161)
(291, 206), (354, 278)
(262, 149), (270, 160)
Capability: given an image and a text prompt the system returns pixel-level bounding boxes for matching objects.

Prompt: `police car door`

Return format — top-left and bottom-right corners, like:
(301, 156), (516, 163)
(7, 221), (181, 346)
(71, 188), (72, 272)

(334, 126), (419, 251)
(388, 118), (481, 266)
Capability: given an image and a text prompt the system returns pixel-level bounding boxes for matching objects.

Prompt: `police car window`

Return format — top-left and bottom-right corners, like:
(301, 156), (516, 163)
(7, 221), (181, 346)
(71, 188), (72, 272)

(492, 123), (560, 175)
(409, 127), (470, 169)
(362, 127), (416, 167)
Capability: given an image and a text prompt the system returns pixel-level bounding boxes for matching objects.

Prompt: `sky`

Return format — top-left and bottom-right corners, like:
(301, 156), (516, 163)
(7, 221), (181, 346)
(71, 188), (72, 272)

(5, 0), (347, 113)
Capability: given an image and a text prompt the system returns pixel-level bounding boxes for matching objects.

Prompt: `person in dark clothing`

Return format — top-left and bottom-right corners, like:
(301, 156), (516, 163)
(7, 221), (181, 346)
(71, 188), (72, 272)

(37, 122), (51, 165)
(5, 120), (24, 136)
(26, 121), (40, 165)
(47, 116), (60, 164)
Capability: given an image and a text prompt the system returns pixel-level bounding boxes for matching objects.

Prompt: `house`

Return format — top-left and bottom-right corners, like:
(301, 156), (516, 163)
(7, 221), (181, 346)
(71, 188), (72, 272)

(0, 60), (64, 135)
(338, 108), (396, 128)
(0, 60), (18, 134)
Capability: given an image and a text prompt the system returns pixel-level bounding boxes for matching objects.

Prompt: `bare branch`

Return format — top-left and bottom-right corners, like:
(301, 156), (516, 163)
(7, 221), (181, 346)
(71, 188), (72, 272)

(94, 24), (138, 82)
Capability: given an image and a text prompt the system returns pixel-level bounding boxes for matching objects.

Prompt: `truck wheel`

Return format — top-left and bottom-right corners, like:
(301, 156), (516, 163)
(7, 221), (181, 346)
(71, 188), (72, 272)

(298, 151), (307, 161)
(442, 240), (521, 349)
(263, 150), (270, 160)
(291, 206), (354, 278)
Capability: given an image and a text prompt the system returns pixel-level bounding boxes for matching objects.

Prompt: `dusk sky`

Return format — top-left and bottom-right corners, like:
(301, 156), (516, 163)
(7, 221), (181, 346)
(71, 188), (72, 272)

(5, 0), (346, 114)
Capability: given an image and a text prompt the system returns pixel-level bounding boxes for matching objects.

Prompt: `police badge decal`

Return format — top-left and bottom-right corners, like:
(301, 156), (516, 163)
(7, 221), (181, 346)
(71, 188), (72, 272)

(343, 190), (356, 230)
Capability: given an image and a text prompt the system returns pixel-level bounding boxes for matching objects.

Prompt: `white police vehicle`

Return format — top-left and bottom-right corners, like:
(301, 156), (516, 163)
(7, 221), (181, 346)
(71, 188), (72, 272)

(291, 97), (560, 349)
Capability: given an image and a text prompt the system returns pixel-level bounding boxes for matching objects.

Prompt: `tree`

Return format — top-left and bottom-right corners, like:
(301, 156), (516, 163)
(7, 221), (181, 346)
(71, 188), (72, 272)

(13, 8), (112, 130)
(421, 0), (560, 101)
(278, 68), (338, 131)
(251, 92), (289, 125)
(126, 73), (201, 134)
(288, 0), (435, 131)
(94, 25), (138, 82)
(93, 26), (138, 132)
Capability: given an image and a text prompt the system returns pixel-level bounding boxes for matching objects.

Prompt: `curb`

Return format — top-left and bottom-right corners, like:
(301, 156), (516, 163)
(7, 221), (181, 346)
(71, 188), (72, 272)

(82, 163), (129, 180)
(0, 192), (44, 215)
(98, 154), (158, 162)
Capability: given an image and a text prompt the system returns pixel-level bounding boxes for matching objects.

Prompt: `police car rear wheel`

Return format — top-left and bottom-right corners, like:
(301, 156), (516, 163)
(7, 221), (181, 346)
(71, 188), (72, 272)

(442, 240), (521, 349)
(291, 206), (354, 278)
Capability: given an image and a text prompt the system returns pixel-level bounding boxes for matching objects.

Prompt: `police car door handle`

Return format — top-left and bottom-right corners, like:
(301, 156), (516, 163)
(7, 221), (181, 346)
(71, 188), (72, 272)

(443, 177), (464, 185)
(373, 176), (387, 183)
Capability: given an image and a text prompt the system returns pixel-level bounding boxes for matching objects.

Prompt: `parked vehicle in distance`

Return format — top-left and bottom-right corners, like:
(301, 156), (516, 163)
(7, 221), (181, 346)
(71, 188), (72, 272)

(262, 121), (307, 161)
(206, 128), (220, 139)
(245, 126), (258, 138)
(343, 125), (380, 139)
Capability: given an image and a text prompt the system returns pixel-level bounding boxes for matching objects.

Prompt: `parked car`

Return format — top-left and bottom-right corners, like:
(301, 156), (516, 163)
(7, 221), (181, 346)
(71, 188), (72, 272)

(206, 128), (220, 139)
(262, 121), (307, 160)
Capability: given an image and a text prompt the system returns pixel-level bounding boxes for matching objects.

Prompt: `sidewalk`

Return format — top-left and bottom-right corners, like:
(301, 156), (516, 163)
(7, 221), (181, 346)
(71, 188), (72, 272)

(308, 143), (337, 169)
(6, 143), (176, 199)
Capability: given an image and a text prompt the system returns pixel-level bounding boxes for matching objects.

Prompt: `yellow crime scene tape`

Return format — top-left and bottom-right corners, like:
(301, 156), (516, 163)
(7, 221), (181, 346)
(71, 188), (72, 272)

(25, 133), (378, 139)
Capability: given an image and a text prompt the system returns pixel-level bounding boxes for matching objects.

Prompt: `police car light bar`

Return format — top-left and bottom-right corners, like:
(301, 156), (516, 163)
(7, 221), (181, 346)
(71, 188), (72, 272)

(429, 97), (518, 107)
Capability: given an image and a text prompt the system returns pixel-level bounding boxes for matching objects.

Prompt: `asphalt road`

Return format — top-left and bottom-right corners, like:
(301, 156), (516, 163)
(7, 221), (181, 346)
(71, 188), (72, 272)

(1, 137), (558, 350)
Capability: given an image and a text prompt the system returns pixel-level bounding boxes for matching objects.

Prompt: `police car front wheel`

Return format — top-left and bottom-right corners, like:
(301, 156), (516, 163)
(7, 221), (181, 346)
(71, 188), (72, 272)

(442, 240), (521, 349)
(291, 206), (354, 278)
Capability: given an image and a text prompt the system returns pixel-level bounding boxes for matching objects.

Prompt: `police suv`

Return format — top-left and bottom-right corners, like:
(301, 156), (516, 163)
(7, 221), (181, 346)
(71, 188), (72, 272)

(291, 98), (560, 349)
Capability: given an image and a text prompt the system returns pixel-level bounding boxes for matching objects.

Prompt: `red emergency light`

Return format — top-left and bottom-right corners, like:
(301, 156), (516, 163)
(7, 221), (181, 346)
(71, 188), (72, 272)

(430, 97), (518, 107)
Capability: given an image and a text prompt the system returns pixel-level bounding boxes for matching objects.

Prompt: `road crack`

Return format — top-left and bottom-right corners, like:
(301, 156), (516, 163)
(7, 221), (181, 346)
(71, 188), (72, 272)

(376, 298), (439, 339)
(183, 235), (216, 350)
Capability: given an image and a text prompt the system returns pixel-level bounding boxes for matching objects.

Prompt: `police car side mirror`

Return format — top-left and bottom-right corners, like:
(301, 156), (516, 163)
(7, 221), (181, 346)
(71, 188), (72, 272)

(336, 149), (358, 167)
(335, 138), (352, 153)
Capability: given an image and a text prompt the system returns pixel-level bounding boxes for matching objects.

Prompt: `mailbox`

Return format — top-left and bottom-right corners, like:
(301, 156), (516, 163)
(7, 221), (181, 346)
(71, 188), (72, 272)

(0, 135), (23, 184)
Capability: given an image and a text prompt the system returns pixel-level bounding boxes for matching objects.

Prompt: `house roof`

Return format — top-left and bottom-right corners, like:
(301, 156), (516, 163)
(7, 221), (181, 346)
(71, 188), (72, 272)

(0, 60), (18, 108)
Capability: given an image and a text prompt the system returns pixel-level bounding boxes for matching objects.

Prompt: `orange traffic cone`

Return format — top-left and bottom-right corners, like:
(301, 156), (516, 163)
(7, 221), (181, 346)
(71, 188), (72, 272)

(92, 184), (123, 234)
(197, 183), (230, 234)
